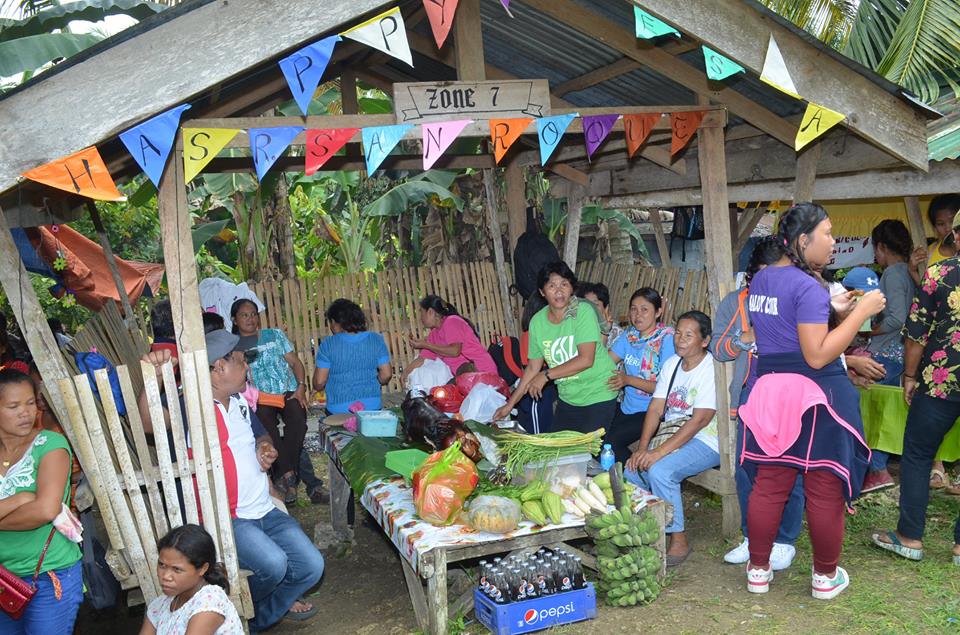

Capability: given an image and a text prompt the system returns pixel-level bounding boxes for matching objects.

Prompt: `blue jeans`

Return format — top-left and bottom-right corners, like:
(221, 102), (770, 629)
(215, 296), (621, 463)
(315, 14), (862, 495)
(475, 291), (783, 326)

(625, 437), (719, 533)
(233, 508), (325, 631)
(869, 356), (905, 472)
(299, 446), (323, 493)
(0, 560), (83, 635)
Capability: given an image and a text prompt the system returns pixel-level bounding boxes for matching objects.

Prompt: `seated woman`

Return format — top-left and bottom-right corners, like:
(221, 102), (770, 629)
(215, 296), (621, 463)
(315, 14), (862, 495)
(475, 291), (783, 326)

(577, 282), (622, 347)
(402, 295), (497, 381)
(142, 523), (243, 635)
(624, 311), (720, 568)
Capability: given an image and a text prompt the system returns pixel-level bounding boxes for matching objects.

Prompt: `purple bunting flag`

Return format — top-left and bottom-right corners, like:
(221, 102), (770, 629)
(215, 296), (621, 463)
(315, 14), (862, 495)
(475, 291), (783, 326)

(582, 114), (619, 160)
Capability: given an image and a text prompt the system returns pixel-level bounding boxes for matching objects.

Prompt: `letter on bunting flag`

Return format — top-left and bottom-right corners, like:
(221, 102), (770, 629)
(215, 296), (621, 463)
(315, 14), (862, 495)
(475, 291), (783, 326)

(489, 118), (532, 164)
(760, 34), (800, 99)
(795, 102), (845, 151)
(119, 104), (190, 187)
(623, 113), (661, 157)
(702, 45), (745, 81)
(279, 36), (339, 116)
(22, 146), (124, 201)
(362, 124), (413, 174)
(422, 119), (472, 170)
(634, 7), (679, 39)
(537, 113), (577, 165)
(424, 0), (459, 49)
(249, 127), (304, 181)
(670, 111), (705, 156)
(183, 128), (241, 183)
(582, 114), (619, 160)
(306, 128), (359, 175)
(341, 7), (413, 67)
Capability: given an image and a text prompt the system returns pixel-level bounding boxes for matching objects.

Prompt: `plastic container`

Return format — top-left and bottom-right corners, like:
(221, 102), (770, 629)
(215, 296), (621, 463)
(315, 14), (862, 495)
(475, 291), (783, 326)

(357, 410), (399, 437)
(513, 453), (591, 497)
(384, 448), (430, 480)
(474, 583), (597, 634)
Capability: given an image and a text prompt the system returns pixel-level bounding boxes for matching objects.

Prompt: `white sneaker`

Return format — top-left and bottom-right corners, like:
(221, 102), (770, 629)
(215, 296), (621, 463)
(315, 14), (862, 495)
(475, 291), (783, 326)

(811, 565), (849, 600)
(724, 538), (750, 564)
(770, 543), (797, 571)
(746, 564), (773, 594)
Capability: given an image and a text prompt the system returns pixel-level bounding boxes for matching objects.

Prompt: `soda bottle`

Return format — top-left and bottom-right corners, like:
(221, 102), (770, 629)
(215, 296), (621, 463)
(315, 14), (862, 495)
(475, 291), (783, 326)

(512, 568), (527, 601)
(573, 557), (586, 589)
(600, 443), (615, 471)
(557, 556), (573, 592)
(489, 568), (505, 604)
(478, 560), (488, 591)
(524, 564), (539, 598)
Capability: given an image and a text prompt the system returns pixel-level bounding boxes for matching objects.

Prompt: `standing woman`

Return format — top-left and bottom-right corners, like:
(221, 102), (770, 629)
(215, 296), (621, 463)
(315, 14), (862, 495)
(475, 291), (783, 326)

(0, 369), (83, 633)
(402, 295), (497, 381)
(740, 203), (884, 600)
(230, 299), (307, 504)
(494, 261), (618, 432)
(604, 288), (675, 464)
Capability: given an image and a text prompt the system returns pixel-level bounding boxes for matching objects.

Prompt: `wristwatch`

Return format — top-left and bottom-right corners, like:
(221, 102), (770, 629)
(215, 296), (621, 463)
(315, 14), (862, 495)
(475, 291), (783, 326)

(543, 368), (551, 381)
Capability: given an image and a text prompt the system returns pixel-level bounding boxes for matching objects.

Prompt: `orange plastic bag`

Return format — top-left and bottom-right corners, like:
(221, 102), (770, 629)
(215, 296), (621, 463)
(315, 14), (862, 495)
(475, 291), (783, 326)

(412, 441), (479, 525)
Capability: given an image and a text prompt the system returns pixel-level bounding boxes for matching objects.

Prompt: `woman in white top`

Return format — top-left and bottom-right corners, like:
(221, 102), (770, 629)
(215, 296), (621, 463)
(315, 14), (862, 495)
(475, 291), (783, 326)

(141, 524), (244, 635)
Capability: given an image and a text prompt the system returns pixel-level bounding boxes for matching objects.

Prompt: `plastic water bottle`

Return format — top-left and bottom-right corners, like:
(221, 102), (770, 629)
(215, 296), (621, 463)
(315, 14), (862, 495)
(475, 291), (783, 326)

(599, 443), (615, 471)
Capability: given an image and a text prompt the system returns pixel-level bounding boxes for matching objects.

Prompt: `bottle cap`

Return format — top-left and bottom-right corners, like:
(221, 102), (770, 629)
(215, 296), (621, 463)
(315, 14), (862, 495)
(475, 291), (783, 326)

(603, 443), (611, 449)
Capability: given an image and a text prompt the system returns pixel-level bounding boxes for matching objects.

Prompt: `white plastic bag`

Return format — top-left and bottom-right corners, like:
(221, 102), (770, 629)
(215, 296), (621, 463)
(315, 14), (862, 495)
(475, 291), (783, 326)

(406, 358), (454, 393)
(460, 382), (507, 423)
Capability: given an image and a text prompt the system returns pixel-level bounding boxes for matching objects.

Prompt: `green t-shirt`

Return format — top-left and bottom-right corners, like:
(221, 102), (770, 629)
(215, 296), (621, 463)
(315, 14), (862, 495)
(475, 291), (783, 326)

(528, 302), (618, 406)
(0, 431), (81, 577)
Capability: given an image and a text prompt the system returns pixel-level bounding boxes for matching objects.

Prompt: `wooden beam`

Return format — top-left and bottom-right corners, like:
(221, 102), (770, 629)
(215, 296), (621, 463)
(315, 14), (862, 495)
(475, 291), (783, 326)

(630, 0), (930, 170)
(204, 154), (496, 173)
(734, 204), (768, 254)
(505, 162), (526, 255)
(87, 202), (136, 322)
(548, 163), (590, 187)
(564, 184), (586, 271)
(454, 0), (485, 82)
(903, 196), (928, 248)
(648, 208), (672, 268)
(793, 143), (820, 203)
(554, 58), (641, 96)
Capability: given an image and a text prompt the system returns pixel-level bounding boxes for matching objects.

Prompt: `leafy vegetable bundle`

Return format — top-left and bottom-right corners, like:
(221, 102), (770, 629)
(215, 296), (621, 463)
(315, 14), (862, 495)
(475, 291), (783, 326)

(492, 428), (605, 479)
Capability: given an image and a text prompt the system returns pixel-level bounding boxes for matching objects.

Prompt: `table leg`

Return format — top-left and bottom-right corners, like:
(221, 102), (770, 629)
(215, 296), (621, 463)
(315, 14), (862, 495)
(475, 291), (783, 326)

(328, 463), (354, 542)
(427, 549), (448, 635)
(400, 557), (430, 632)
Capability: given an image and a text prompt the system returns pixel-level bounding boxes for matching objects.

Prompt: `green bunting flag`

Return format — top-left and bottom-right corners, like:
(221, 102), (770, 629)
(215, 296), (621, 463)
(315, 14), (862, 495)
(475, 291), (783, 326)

(634, 7), (679, 39)
(702, 45), (745, 81)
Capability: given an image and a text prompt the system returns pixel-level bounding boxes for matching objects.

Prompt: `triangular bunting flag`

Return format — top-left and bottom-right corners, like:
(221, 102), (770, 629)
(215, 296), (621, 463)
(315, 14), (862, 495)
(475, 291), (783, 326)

(424, 0), (459, 49)
(362, 124), (413, 174)
(795, 102), (845, 151)
(249, 126), (304, 181)
(702, 45), (745, 81)
(499, 0), (513, 17)
(623, 113), (661, 157)
(341, 7), (413, 67)
(22, 146), (124, 201)
(278, 36), (339, 116)
(306, 128), (359, 175)
(119, 104), (190, 187)
(183, 128), (241, 183)
(489, 118), (532, 164)
(670, 111), (706, 156)
(760, 34), (800, 99)
(422, 119), (472, 170)
(634, 6), (679, 39)
(582, 114), (619, 160)
(537, 113), (578, 165)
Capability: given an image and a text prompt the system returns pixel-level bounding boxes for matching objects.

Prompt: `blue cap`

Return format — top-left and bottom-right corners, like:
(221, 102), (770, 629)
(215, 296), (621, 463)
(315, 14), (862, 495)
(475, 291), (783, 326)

(842, 267), (880, 292)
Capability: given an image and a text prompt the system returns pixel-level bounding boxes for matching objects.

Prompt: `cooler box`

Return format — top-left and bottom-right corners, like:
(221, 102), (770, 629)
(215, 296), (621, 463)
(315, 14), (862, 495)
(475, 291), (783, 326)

(357, 410), (399, 437)
(474, 584), (597, 635)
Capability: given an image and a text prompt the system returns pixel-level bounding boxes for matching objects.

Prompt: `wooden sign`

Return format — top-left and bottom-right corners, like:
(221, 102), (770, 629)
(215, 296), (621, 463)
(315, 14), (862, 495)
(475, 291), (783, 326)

(394, 79), (551, 123)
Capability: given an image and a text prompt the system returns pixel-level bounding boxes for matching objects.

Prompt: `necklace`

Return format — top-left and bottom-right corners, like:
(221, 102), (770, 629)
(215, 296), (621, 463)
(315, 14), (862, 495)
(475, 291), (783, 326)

(0, 437), (33, 468)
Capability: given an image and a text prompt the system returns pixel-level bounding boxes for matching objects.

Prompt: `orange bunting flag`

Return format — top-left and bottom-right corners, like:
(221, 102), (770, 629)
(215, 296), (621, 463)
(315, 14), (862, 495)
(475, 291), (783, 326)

(670, 111), (706, 156)
(489, 117), (532, 164)
(623, 113), (662, 157)
(22, 146), (124, 201)
(424, 0), (460, 48)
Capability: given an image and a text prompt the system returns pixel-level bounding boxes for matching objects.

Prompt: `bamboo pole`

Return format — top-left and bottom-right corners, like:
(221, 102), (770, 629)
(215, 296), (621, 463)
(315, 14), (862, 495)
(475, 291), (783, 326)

(482, 170), (519, 336)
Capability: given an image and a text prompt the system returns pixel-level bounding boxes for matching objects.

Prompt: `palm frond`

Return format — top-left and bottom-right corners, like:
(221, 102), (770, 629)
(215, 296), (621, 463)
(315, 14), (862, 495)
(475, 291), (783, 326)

(844, 0), (906, 70)
(757, 0), (858, 49)
(0, 0), (165, 41)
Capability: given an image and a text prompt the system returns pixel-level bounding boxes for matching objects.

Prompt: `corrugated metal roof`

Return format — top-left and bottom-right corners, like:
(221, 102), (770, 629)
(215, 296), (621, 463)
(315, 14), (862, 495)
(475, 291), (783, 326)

(928, 95), (960, 162)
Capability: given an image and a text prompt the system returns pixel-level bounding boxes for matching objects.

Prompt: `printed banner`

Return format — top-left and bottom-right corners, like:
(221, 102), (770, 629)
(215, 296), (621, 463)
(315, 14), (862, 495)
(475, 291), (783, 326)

(623, 113), (661, 157)
(702, 45), (745, 81)
(421, 119), (472, 170)
(182, 128), (241, 183)
(795, 102), (845, 151)
(249, 126), (304, 181)
(306, 128), (359, 175)
(22, 146), (124, 201)
(489, 117), (532, 164)
(670, 111), (705, 155)
(362, 124), (414, 173)
(279, 36), (339, 116)
(634, 6), (679, 39)
(760, 34), (800, 99)
(423, 0), (459, 49)
(582, 114), (619, 160)
(536, 113), (577, 165)
(341, 6), (413, 67)
(119, 104), (191, 187)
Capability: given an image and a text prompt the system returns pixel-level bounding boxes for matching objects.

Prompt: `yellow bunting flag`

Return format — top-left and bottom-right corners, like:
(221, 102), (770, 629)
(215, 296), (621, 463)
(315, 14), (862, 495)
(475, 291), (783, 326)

(182, 128), (241, 183)
(795, 102), (845, 151)
(22, 146), (124, 201)
(489, 117), (532, 164)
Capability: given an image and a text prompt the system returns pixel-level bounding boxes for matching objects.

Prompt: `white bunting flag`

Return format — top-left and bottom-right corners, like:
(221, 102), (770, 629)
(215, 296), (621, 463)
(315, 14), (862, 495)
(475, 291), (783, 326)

(341, 6), (413, 67)
(760, 34), (800, 99)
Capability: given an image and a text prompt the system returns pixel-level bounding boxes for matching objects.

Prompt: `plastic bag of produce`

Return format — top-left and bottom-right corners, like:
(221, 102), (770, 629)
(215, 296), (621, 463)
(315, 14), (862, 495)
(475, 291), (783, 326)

(429, 383), (464, 412)
(459, 382), (507, 423)
(412, 441), (480, 525)
(463, 495), (522, 533)
(456, 371), (510, 398)
(406, 358), (454, 393)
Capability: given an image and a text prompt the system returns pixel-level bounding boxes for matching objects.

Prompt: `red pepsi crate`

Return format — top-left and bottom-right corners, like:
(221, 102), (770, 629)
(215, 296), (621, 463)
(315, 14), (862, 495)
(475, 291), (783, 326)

(474, 584), (597, 634)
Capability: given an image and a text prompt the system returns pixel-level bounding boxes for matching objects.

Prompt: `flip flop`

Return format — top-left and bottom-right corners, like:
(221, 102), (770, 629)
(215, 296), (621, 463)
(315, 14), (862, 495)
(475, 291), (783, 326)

(871, 531), (923, 561)
(930, 469), (947, 489)
(953, 554), (960, 567)
(284, 600), (319, 622)
(666, 548), (692, 568)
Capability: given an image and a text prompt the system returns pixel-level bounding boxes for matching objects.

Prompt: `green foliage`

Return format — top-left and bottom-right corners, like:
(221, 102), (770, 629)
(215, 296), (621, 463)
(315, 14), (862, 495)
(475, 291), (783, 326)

(0, 31), (102, 76)
(758, 0), (858, 49)
(364, 173), (465, 217)
(0, 0), (164, 41)
(0, 274), (92, 334)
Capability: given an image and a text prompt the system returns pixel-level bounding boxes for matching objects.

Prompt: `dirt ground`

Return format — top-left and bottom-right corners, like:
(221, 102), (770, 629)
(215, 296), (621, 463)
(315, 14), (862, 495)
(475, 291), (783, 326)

(78, 443), (960, 635)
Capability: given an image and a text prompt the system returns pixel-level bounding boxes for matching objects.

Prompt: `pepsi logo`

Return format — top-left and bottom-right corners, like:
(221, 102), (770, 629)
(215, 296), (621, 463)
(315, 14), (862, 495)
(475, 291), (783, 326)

(523, 608), (539, 625)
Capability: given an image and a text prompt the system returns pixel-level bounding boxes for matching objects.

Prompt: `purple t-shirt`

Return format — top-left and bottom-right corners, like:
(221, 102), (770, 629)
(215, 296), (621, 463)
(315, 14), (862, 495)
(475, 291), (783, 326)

(748, 265), (829, 355)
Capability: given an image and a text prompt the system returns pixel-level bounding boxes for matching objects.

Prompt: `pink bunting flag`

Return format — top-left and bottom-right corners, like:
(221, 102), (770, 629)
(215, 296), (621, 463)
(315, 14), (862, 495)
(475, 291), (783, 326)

(422, 119), (472, 170)
(424, 0), (460, 48)
(582, 114), (619, 160)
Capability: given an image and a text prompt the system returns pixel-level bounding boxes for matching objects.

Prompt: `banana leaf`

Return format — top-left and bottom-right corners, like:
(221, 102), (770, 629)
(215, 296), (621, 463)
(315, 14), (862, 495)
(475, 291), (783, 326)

(338, 434), (436, 495)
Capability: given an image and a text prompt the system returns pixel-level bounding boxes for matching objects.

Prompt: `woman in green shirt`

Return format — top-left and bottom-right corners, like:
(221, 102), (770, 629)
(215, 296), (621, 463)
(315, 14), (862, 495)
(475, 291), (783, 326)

(495, 262), (618, 433)
(0, 369), (83, 632)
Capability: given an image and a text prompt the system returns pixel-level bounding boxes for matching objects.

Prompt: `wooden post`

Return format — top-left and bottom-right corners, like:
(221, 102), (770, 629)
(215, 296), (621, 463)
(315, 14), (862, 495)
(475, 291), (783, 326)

(793, 143), (820, 203)
(505, 161), (526, 255)
(564, 184), (585, 272)
(483, 170), (520, 336)
(454, 0), (484, 82)
(648, 208), (672, 268)
(87, 202), (137, 323)
(904, 196), (927, 249)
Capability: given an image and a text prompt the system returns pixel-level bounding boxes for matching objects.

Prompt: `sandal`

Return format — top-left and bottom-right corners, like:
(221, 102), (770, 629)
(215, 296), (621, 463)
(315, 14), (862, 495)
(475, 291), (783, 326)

(954, 554), (960, 567)
(930, 469), (947, 489)
(284, 599), (318, 621)
(871, 531), (923, 561)
(944, 474), (960, 496)
(666, 548), (692, 568)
